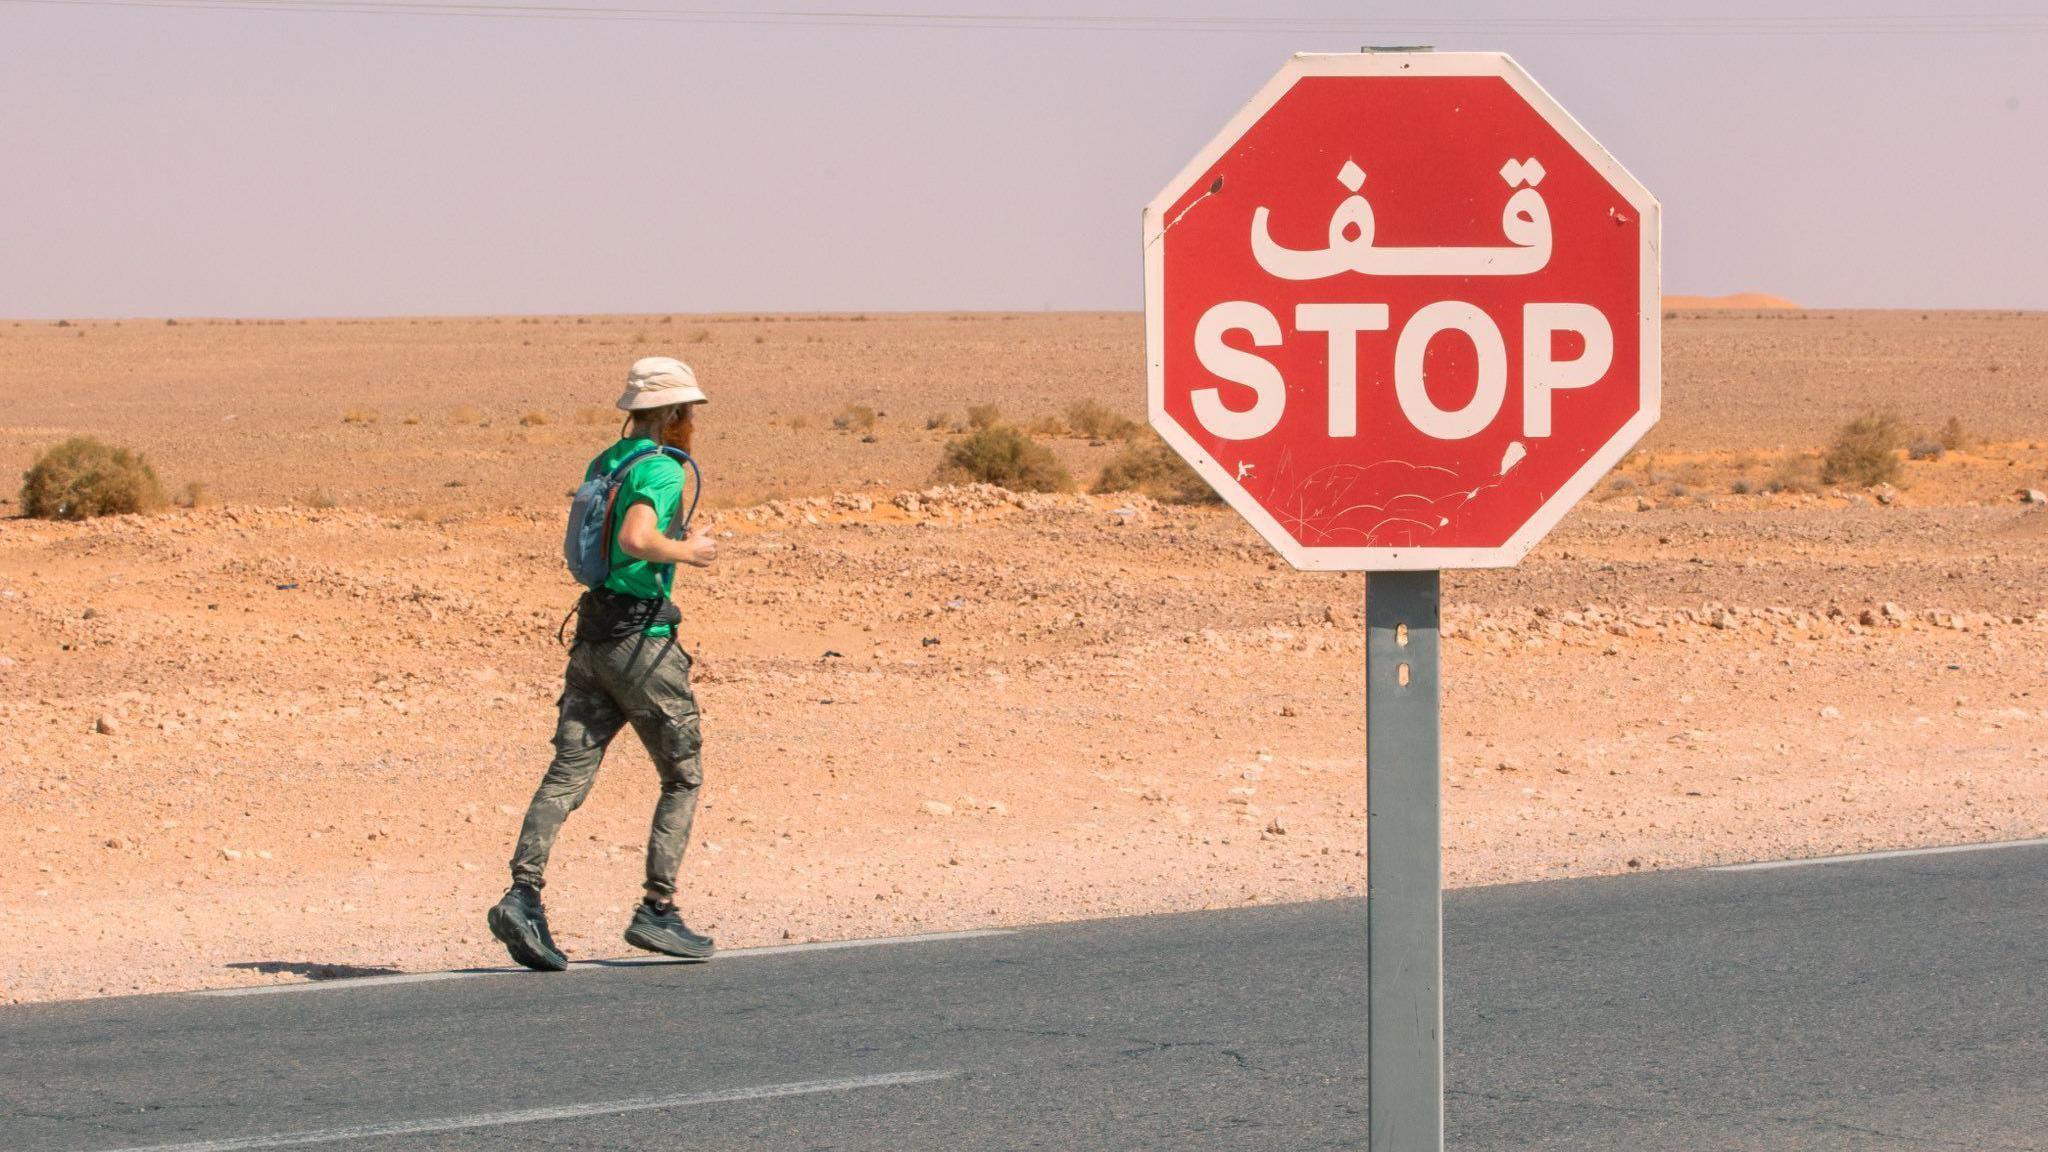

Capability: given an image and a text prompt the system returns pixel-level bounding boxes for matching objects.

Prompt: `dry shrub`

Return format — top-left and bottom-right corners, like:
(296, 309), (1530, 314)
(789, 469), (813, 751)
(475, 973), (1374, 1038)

(450, 405), (482, 425)
(1065, 399), (1140, 441)
(1642, 455), (1708, 488)
(1907, 438), (1945, 461)
(1092, 439), (1221, 505)
(966, 404), (1002, 430)
(1596, 473), (1639, 502)
(1656, 459), (1708, 488)
(1729, 476), (1756, 495)
(1764, 453), (1822, 494)
(401, 413), (422, 426)
(304, 488), (338, 510)
(342, 407), (380, 425)
(174, 480), (211, 508)
(519, 411), (551, 427)
(1938, 416), (1972, 451)
(936, 425), (1072, 492)
(20, 438), (165, 519)
(576, 406), (612, 426)
(788, 414), (810, 430)
(832, 405), (878, 433)
(1028, 413), (1069, 437)
(925, 412), (952, 431)
(1820, 411), (1904, 486)
(689, 328), (713, 344)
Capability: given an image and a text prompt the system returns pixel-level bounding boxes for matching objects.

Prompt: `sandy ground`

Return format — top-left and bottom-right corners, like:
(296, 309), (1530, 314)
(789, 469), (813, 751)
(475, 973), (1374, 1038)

(3, 310), (2044, 510)
(2, 312), (2046, 1003)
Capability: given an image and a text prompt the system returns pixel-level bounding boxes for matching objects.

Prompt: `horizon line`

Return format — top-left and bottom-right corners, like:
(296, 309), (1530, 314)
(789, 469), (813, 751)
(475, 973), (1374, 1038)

(7, 301), (2045, 324)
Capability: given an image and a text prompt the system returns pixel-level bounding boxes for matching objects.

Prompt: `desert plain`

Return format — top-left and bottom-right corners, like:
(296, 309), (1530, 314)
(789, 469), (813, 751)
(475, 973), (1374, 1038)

(1, 308), (2045, 1003)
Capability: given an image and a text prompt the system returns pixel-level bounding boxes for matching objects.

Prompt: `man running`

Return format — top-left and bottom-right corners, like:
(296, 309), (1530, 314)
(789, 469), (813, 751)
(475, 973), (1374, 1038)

(488, 356), (719, 971)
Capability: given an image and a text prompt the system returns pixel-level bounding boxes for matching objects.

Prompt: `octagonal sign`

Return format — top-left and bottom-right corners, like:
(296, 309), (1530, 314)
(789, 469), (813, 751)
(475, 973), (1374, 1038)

(1144, 52), (1659, 570)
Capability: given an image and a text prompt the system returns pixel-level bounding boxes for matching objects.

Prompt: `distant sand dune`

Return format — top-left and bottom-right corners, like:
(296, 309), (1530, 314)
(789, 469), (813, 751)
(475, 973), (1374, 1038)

(1665, 292), (1800, 310)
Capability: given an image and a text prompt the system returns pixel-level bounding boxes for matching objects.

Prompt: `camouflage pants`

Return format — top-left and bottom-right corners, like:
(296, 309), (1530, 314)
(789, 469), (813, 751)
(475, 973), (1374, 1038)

(509, 633), (703, 900)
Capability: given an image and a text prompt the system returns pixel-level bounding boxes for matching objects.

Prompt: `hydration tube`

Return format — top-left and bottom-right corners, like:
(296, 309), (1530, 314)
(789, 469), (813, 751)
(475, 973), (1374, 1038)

(669, 447), (702, 537)
(661, 447), (702, 598)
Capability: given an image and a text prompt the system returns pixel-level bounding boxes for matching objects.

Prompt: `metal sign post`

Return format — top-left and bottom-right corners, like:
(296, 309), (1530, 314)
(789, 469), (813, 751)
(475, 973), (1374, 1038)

(1143, 50), (1658, 1151)
(1366, 570), (1442, 1149)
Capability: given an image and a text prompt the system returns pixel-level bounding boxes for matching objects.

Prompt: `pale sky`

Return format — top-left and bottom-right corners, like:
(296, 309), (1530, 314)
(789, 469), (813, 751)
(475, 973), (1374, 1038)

(2, 1), (2043, 318)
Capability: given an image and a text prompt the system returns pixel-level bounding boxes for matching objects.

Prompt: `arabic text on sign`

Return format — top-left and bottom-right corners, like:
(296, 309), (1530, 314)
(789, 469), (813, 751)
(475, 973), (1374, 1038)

(1249, 158), (1554, 280)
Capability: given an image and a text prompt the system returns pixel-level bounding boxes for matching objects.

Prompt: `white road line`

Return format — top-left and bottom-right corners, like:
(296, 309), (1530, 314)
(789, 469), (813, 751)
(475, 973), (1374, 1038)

(195, 928), (1016, 998)
(1711, 836), (2048, 873)
(602, 928), (1014, 963)
(86, 1070), (958, 1152)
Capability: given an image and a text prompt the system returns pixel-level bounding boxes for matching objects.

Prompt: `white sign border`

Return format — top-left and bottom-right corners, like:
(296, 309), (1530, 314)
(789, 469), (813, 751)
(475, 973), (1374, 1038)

(1143, 51), (1662, 571)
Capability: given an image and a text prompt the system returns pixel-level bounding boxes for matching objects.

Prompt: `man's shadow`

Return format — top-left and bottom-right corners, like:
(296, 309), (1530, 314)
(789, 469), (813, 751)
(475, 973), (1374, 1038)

(226, 960), (405, 981)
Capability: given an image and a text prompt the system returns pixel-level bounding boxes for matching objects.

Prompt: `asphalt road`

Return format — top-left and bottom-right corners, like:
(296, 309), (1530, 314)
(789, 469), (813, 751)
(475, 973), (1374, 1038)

(3, 841), (2042, 1151)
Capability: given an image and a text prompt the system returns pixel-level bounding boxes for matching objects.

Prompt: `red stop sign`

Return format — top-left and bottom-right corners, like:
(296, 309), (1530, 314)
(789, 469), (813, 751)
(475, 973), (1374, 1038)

(1145, 53), (1660, 570)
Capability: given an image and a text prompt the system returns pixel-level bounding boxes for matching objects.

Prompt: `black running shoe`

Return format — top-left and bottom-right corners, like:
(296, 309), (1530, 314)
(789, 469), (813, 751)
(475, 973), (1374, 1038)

(487, 884), (568, 972)
(624, 900), (716, 960)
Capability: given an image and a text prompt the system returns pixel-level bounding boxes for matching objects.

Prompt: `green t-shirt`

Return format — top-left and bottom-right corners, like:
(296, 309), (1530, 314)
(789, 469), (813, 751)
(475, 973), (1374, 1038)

(586, 438), (690, 635)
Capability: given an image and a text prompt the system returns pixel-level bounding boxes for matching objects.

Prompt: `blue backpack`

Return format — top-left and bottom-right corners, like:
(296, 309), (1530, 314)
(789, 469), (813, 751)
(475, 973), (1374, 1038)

(563, 445), (701, 590)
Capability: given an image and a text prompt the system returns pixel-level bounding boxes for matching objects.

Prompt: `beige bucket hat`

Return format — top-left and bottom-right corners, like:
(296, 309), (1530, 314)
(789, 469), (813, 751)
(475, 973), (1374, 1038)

(616, 356), (708, 410)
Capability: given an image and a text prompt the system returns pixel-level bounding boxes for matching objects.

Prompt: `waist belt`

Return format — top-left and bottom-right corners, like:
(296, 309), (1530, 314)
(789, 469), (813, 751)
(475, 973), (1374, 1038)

(575, 587), (682, 643)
